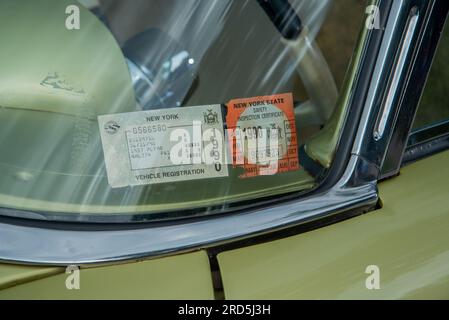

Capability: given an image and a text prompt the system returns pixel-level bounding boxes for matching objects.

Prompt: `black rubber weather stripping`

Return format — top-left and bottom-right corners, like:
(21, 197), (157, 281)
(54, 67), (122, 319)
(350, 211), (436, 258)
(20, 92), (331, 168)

(402, 133), (449, 166)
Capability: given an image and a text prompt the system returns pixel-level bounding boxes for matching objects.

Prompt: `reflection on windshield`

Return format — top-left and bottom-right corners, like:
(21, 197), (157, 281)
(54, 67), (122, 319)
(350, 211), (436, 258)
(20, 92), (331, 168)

(0, 0), (364, 221)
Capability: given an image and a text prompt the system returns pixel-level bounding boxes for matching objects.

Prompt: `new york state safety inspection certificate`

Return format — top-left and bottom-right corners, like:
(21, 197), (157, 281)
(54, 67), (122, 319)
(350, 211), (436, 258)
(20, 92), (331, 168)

(98, 105), (228, 188)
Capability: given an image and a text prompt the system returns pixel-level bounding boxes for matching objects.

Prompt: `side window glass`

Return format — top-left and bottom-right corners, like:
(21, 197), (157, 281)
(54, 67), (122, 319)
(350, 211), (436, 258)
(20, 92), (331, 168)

(411, 20), (449, 135)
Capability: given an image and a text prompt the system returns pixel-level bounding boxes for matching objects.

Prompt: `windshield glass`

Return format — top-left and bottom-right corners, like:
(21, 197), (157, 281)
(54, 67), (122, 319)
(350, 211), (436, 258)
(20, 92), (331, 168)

(0, 0), (366, 222)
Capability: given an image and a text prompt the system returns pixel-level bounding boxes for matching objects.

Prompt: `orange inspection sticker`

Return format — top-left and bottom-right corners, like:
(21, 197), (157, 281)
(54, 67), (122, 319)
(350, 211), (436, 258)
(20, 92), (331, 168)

(226, 93), (300, 178)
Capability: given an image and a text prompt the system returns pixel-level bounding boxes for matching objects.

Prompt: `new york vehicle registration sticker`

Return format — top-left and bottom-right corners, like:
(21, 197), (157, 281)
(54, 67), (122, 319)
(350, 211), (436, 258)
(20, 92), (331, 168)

(98, 105), (228, 188)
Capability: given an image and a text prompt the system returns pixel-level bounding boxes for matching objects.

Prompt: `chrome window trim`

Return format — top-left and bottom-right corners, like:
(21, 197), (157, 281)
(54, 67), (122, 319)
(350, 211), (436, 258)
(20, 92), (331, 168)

(380, 0), (449, 178)
(352, 0), (407, 159)
(374, 8), (419, 141)
(0, 0), (444, 266)
(0, 165), (377, 265)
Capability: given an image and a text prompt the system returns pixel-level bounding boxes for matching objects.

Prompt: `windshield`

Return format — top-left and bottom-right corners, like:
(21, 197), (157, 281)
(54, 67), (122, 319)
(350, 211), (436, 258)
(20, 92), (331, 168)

(0, 0), (366, 222)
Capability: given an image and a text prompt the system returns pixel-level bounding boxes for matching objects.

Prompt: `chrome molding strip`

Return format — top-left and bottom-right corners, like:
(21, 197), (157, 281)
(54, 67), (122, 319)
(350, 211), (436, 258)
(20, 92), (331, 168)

(374, 9), (419, 141)
(352, 0), (405, 156)
(0, 163), (377, 265)
(380, 0), (449, 179)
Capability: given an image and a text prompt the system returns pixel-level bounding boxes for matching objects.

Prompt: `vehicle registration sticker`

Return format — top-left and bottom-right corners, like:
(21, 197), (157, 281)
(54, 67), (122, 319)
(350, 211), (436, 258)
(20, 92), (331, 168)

(98, 105), (228, 188)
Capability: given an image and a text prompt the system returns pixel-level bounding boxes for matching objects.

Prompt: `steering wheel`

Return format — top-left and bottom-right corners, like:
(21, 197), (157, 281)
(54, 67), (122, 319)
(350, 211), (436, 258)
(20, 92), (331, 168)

(257, 0), (338, 127)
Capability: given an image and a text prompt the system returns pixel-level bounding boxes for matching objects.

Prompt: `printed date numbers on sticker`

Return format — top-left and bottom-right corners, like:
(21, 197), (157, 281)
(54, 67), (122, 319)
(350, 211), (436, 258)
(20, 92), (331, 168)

(98, 105), (228, 188)
(226, 93), (300, 178)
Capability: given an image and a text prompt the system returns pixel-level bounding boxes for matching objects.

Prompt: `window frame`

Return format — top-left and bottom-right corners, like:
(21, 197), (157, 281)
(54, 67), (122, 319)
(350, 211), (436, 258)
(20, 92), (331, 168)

(380, 0), (449, 178)
(0, 0), (447, 265)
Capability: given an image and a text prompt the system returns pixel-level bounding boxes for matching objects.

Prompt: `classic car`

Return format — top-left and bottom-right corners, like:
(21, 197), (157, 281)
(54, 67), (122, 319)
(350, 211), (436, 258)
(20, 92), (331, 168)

(0, 0), (448, 300)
